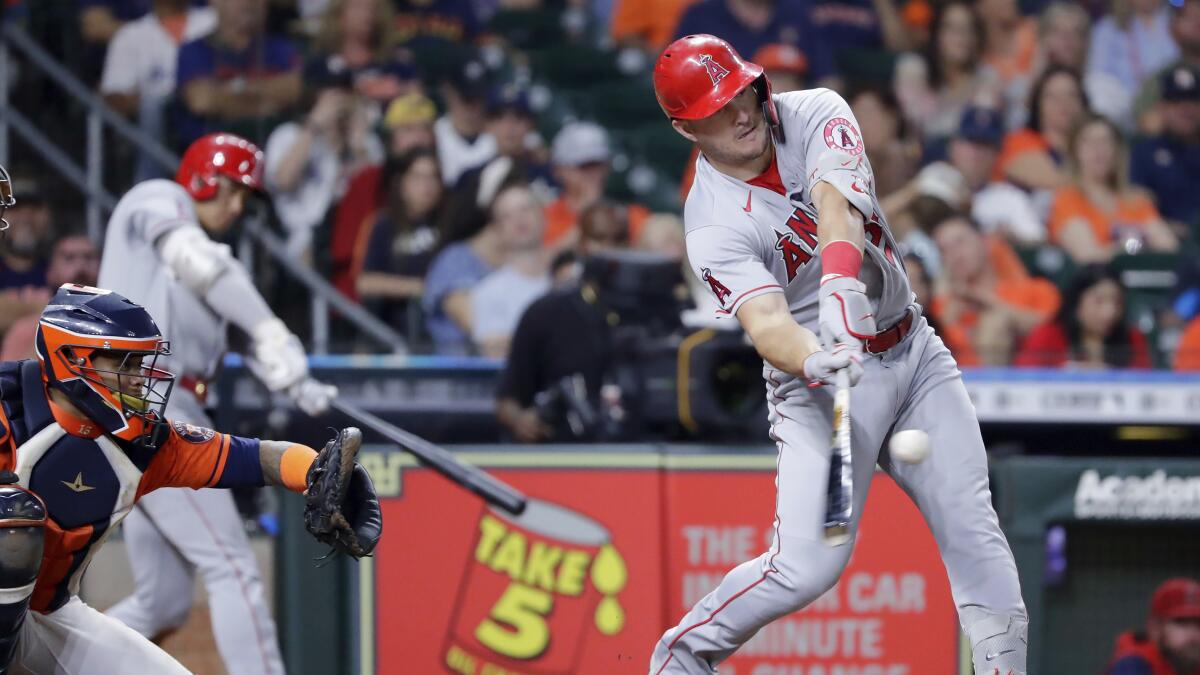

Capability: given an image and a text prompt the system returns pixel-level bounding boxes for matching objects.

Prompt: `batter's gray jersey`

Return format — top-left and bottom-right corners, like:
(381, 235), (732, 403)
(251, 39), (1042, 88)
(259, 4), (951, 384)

(98, 180), (227, 381)
(684, 88), (912, 348)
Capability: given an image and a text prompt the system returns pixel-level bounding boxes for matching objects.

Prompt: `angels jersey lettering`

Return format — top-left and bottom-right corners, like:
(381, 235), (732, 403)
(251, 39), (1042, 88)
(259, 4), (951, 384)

(684, 88), (911, 334)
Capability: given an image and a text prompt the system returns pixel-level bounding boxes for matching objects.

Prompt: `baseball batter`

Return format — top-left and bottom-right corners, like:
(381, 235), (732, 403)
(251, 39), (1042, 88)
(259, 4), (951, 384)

(649, 35), (1028, 674)
(97, 133), (336, 674)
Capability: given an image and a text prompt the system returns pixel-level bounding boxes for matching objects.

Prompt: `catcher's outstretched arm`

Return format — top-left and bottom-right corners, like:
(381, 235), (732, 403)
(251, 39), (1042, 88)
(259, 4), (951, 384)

(259, 440), (318, 492)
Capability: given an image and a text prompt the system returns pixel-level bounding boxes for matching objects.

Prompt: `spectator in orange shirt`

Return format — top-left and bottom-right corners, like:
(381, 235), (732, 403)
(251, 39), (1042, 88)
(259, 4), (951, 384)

(543, 122), (649, 250)
(1175, 314), (1200, 371)
(994, 65), (1089, 189)
(977, 0), (1038, 105)
(932, 215), (1061, 364)
(1048, 114), (1178, 264)
(904, 251), (981, 365)
(1016, 264), (1152, 368)
(609, 0), (695, 51)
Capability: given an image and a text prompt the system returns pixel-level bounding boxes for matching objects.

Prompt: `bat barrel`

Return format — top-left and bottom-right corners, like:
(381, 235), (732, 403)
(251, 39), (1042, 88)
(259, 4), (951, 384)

(331, 399), (528, 515)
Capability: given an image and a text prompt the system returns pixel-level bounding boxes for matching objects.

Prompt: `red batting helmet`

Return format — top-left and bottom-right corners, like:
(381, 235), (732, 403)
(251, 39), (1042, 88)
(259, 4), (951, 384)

(653, 34), (783, 139)
(176, 132), (264, 201)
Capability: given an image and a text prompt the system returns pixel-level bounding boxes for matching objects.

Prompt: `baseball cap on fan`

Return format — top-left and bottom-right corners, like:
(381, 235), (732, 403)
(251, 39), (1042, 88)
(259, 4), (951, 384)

(551, 122), (611, 167)
(1162, 63), (1200, 102)
(957, 105), (1004, 146)
(1151, 578), (1200, 620)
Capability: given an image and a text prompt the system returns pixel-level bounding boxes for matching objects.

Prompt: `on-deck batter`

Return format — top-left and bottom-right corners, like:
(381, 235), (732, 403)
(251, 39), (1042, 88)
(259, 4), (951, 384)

(97, 133), (336, 674)
(648, 35), (1028, 675)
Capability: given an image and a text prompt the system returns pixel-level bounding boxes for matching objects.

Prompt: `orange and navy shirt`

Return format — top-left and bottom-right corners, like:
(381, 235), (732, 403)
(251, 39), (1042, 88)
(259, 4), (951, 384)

(0, 360), (267, 613)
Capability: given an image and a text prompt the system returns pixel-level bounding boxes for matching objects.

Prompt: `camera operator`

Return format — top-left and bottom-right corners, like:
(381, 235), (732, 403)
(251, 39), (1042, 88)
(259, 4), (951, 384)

(494, 201), (629, 443)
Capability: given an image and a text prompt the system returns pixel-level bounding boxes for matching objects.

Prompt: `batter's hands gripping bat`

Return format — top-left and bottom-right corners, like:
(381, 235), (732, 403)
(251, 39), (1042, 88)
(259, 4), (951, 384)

(823, 368), (853, 546)
(331, 399), (527, 515)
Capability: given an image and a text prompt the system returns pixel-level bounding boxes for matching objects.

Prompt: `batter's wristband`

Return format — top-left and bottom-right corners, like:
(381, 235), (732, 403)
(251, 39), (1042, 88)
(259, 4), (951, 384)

(281, 444), (318, 493)
(820, 240), (863, 281)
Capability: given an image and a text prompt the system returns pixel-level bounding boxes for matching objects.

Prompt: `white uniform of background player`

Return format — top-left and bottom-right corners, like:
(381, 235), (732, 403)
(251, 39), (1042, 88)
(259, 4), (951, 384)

(648, 36), (1028, 674)
(96, 133), (335, 674)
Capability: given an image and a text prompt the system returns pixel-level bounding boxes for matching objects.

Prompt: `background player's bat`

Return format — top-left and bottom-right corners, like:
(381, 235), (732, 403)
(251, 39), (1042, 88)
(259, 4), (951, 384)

(823, 368), (853, 546)
(331, 399), (527, 515)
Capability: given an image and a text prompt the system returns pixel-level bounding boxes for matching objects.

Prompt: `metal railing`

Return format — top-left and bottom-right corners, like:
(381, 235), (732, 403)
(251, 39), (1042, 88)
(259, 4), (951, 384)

(0, 23), (406, 354)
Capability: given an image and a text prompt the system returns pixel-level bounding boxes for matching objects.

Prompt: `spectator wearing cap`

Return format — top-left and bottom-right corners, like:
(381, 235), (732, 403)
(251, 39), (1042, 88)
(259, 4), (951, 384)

(0, 231), (100, 361)
(434, 58), (496, 187)
(1134, 0), (1200, 133)
(1016, 264), (1151, 368)
(752, 43), (808, 93)
(440, 85), (551, 243)
(383, 92), (438, 156)
(1089, 0), (1179, 108)
(1106, 579), (1200, 674)
(327, 91), (439, 298)
(880, 161), (969, 276)
(1048, 114), (1177, 264)
(544, 121), (651, 250)
(893, 1), (996, 145)
(673, 0), (834, 83)
(0, 177), (55, 335)
(175, 0), (303, 147)
(993, 66), (1089, 191)
(99, 0), (216, 182)
(1132, 64), (1200, 231)
(264, 57), (384, 258)
(393, 0), (482, 52)
(951, 105), (1044, 244)
(932, 215), (1060, 365)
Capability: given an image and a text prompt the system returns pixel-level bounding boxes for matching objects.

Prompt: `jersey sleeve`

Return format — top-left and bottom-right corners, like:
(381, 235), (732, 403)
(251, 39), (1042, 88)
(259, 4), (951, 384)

(794, 89), (876, 219)
(130, 184), (200, 246)
(138, 421), (264, 495)
(685, 224), (781, 317)
(99, 26), (138, 95)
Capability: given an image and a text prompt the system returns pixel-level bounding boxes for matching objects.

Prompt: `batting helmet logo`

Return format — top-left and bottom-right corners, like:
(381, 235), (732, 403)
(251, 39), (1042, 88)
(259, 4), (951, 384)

(698, 54), (730, 87)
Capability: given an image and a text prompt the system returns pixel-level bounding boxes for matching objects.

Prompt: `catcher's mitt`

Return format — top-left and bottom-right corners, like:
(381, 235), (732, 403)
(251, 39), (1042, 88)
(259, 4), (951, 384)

(303, 427), (382, 559)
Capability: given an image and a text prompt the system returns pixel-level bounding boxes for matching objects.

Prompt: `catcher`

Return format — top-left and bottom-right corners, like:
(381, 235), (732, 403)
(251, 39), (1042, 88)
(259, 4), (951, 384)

(0, 283), (380, 673)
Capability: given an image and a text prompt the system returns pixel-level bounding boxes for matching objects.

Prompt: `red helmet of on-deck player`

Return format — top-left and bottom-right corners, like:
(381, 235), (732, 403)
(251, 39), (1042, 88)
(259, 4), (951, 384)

(652, 34), (783, 140)
(175, 132), (264, 201)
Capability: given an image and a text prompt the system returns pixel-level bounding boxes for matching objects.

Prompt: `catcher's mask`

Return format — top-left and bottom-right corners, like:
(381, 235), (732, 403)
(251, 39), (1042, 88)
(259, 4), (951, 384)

(0, 165), (14, 233)
(35, 284), (175, 447)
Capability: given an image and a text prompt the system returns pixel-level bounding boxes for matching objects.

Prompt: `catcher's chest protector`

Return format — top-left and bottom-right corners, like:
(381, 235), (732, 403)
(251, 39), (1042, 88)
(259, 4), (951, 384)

(0, 360), (163, 612)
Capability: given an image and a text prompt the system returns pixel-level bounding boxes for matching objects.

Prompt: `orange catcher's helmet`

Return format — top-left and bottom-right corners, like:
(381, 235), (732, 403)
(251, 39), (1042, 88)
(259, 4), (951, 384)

(35, 285), (175, 447)
(653, 34), (783, 140)
(176, 132), (264, 201)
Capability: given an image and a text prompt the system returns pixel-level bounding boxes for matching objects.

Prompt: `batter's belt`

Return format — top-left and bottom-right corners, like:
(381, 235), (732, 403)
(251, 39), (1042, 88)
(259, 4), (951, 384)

(863, 309), (915, 354)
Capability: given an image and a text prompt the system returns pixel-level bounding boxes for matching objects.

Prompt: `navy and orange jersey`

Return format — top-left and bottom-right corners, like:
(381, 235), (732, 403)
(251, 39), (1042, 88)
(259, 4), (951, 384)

(0, 359), (266, 613)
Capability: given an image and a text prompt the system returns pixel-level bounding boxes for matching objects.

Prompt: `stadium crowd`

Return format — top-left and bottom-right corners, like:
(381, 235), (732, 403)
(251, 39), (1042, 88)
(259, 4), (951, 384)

(2, 0), (1200, 374)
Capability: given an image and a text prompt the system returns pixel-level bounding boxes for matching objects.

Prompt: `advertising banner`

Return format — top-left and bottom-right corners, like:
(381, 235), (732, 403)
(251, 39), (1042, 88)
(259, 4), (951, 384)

(362, 452), (956, 675)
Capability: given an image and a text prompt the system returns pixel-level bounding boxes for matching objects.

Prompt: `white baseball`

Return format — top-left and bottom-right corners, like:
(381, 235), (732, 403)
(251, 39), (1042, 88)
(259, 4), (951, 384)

(889, 429), (930, 464)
